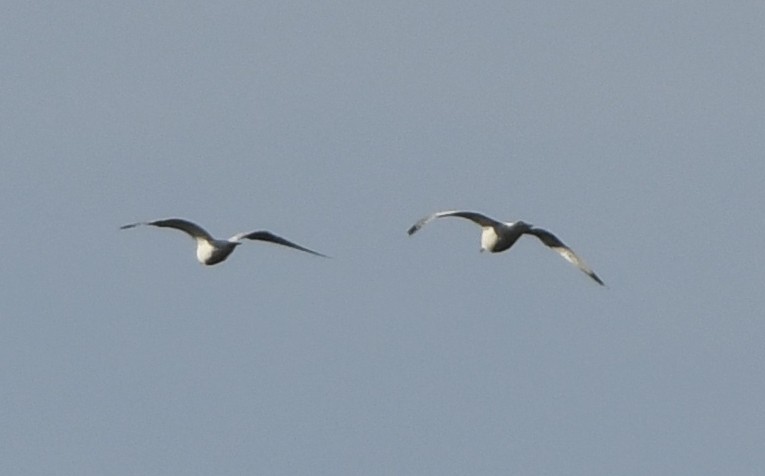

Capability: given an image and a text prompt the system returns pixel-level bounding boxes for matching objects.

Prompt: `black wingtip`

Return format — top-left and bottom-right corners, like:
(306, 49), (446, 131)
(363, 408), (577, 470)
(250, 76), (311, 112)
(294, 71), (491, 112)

(590, 273), (605, 286)
(407, 226), (417, 235)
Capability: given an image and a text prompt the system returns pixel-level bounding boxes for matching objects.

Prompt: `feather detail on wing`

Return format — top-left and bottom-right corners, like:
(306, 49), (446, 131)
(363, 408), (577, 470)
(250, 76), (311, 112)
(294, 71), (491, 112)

(407, 210), (502, 235)
(120, 218), (214, 241)
(525, 227), (605, 285)
(235, 231), (328, 257)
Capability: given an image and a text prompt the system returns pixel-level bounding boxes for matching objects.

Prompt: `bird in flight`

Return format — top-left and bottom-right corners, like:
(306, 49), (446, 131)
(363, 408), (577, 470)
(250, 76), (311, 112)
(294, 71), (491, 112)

(121, 218), (327, 266)
(407, 210), (604, 285)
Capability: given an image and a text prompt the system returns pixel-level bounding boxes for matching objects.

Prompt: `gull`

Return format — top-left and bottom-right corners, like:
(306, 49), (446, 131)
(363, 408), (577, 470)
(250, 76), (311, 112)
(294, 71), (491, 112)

(120, 218), (327, 266)
(407, 210), (604, 285)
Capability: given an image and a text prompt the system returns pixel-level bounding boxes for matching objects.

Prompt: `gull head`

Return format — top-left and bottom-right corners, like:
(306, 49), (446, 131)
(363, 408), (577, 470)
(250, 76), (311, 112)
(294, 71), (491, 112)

(513, 220), (532, 231)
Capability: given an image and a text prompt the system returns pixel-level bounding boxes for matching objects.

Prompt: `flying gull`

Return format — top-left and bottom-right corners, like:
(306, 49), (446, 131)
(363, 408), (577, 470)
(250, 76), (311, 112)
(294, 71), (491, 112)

(121, 218), (327, 266)
(407, 210), (604, 285)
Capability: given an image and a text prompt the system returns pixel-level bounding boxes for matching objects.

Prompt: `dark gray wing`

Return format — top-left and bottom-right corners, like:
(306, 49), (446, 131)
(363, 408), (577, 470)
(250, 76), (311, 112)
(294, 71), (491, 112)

(237, 231), (328, 257)
(120, 218), (214, 241)
(407, 210), (502, 235)
(525, 227), (605, 285)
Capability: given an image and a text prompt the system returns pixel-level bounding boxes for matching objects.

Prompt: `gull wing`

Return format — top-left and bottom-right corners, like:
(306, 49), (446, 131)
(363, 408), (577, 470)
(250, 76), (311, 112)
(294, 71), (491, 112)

(407, 210), (502, 235)
(120, 218), (214, 241)
(235, 231), (328, 257)
(524, 227), (604, 285)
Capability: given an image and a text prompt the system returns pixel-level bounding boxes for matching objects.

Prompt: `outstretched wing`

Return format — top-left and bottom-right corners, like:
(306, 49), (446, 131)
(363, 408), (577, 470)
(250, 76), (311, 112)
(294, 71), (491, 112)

(120, 218), (214, 241)
(407, 210), (502, 235)
(525, 227), (605, 285)
(236, 231), (328, 257)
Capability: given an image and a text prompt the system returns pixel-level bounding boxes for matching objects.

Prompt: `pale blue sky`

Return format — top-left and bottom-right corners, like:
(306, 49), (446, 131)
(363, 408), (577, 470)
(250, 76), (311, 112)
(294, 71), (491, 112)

(2, 1), (764, 474)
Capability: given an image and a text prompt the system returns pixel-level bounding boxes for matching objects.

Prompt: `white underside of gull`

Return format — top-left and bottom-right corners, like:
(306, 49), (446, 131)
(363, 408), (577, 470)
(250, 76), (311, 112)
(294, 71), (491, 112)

(480, 227), (499, 252)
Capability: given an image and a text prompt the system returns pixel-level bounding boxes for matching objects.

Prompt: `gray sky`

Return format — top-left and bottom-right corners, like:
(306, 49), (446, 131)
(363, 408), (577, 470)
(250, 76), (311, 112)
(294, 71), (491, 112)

(2, 1), (764, 474)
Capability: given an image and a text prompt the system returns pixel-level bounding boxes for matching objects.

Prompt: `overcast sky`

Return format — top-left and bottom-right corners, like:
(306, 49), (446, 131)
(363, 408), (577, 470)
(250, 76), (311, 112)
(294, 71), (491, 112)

(2, 1), (764, 474)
